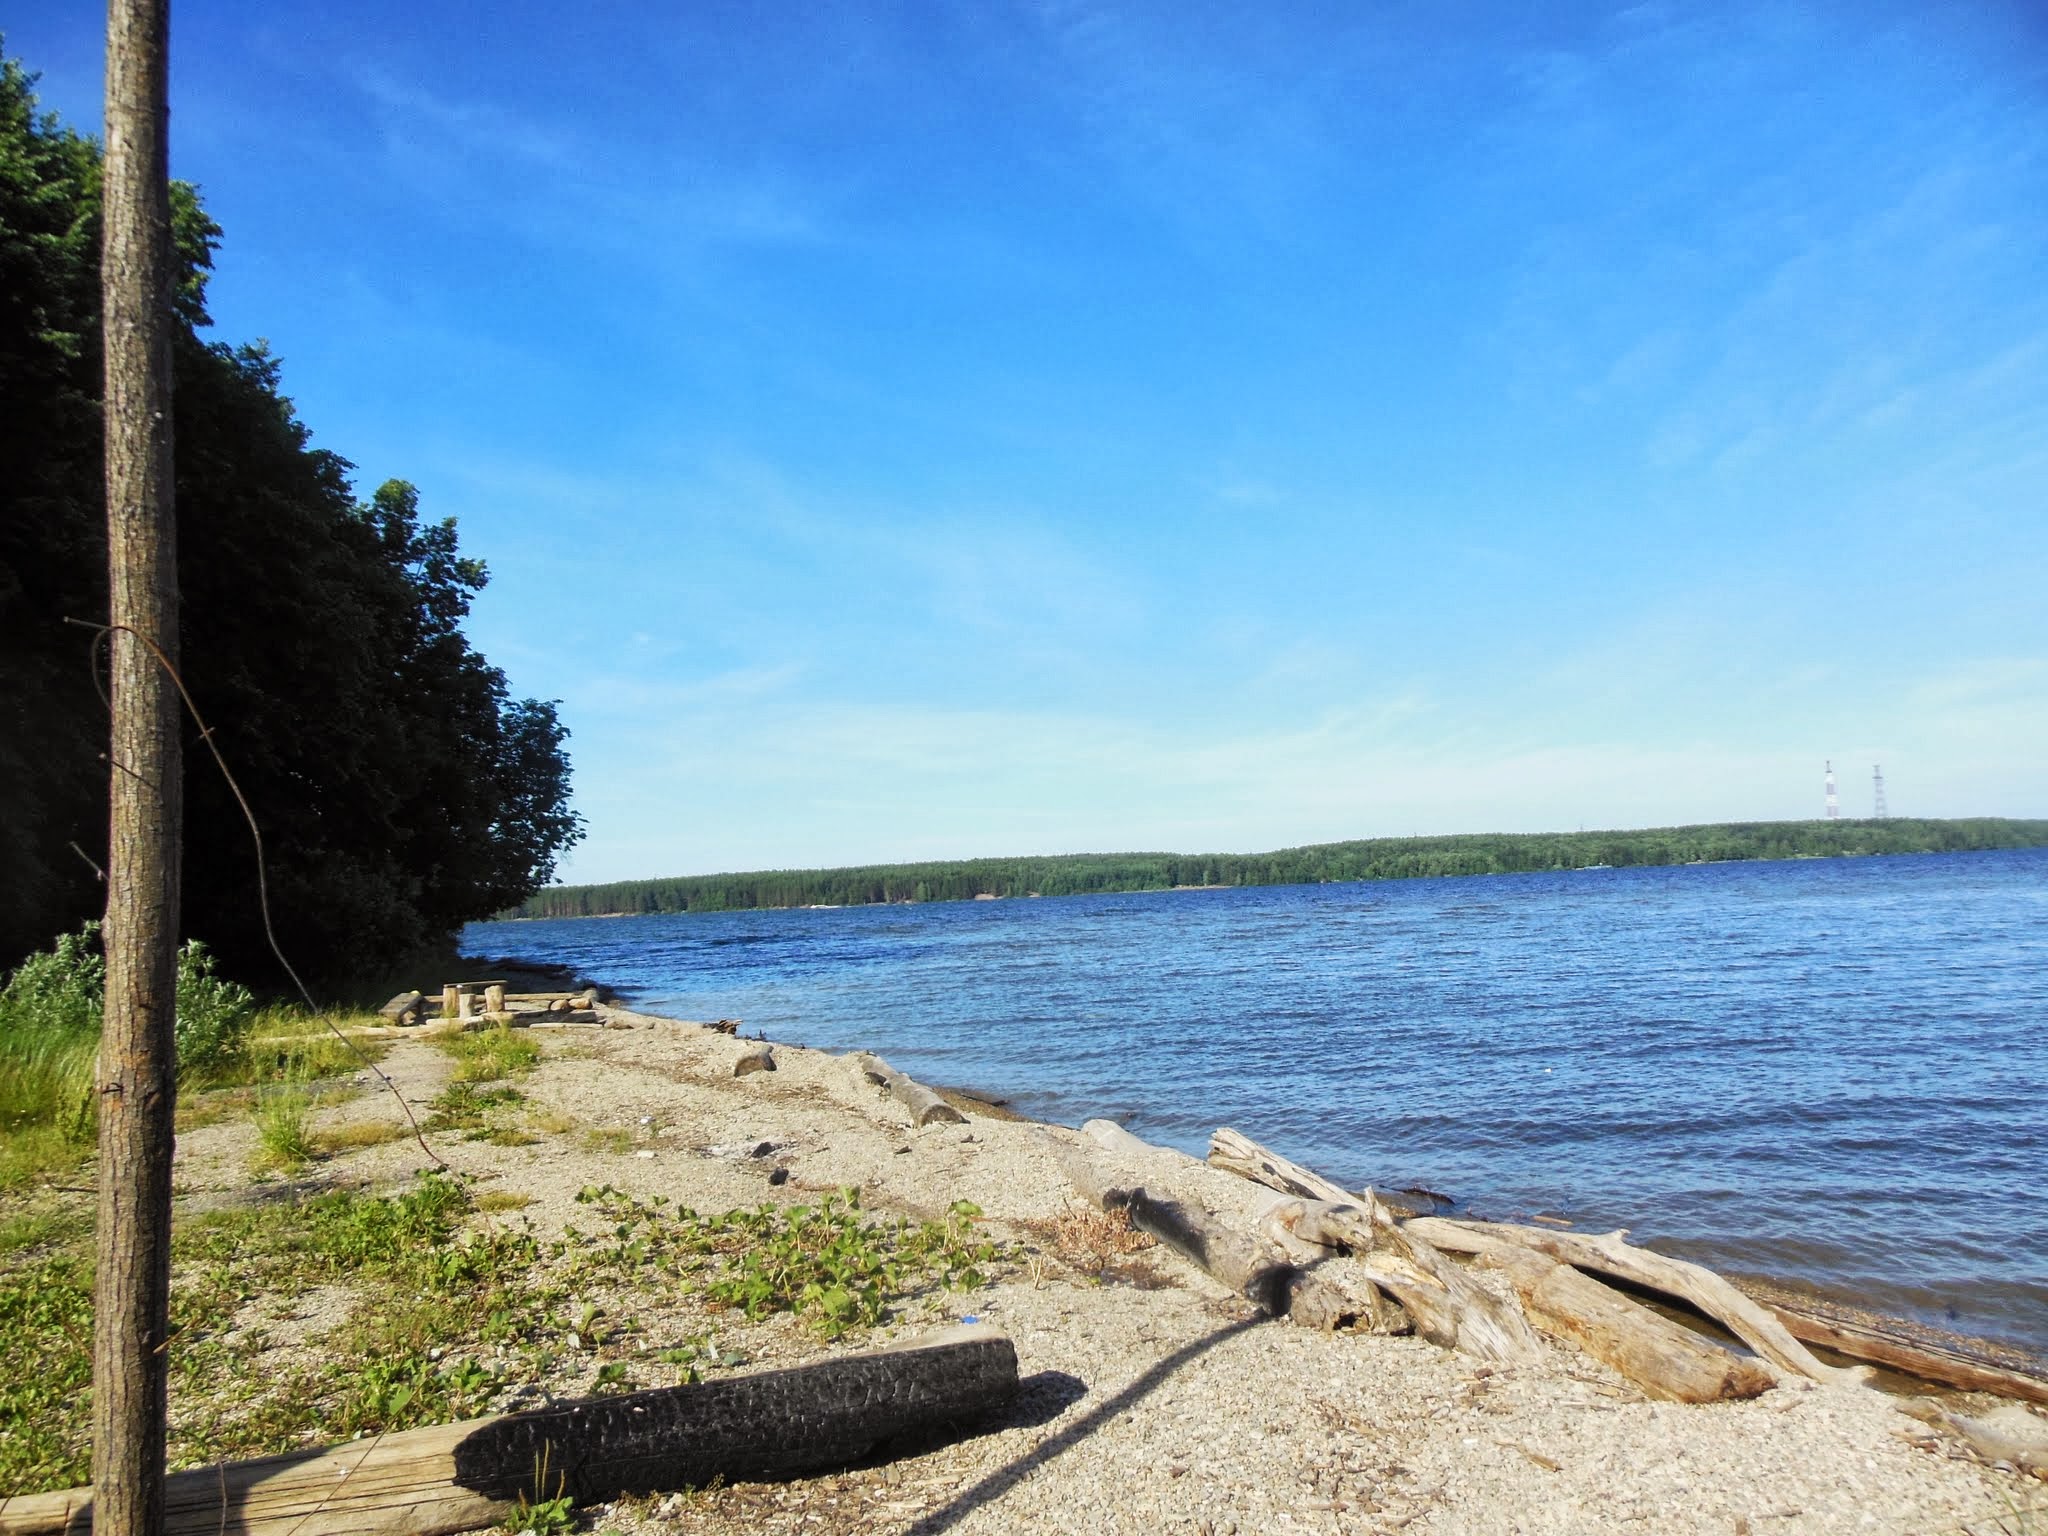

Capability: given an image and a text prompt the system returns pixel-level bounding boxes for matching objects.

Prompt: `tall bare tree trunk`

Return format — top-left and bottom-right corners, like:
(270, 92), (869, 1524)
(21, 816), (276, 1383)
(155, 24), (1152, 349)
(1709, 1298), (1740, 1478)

(95, 3), (180, 1536)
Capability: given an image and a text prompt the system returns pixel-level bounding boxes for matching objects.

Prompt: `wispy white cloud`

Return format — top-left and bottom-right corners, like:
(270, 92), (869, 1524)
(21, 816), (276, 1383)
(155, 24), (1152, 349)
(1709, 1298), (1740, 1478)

(352, 67), (573, 169)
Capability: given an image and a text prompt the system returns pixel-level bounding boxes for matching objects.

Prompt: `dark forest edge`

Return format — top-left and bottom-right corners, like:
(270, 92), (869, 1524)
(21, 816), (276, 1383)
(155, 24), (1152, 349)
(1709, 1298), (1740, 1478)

(506, 818), (2048, 919)
(1, 46), (582, 989)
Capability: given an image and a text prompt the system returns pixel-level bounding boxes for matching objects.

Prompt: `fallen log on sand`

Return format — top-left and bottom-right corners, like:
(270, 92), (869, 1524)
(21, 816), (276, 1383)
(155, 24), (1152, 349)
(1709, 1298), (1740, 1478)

(1053, 1136), (1362, 1327)
(0, 1327), (1017, 1536)
(1475, 1244), (1773, 1403)
(846, 1051), (966, 1127)
(1408, 1217), (1865, 1387)
(1258, 1198), (1543, 1364)
(1209, 1126), (1365, 1207)
(1740, 1285), (2048, 1405)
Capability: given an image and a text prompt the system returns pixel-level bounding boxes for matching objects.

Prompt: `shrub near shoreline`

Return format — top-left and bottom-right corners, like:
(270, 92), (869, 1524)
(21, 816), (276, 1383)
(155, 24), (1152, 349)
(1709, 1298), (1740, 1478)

(0, 924), (377, 1186)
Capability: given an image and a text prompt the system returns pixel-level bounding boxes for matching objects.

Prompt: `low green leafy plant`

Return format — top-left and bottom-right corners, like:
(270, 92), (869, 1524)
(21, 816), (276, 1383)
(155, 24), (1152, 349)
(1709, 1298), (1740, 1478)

(565, 1184), (1011, 1339)
(425, 1082), (527, 1140)
(501, 1445), (574, 1536)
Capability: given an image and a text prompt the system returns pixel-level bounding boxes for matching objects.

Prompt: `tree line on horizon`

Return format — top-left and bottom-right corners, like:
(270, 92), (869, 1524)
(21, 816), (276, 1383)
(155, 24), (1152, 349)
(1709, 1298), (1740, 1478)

(506, 817), (2048, 920)
(0, 48), (583, 989)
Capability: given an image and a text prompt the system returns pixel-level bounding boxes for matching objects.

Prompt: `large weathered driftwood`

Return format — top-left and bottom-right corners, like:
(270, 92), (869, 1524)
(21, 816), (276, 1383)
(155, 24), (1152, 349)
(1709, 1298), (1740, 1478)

(1257, 1197), (1543, 1364)
(1055, 1138), (1370, 1327)
(1475, 1244), (1773, 1402)
(1407, 1217), (1862, 1387)
(1742, 1288), (2048, 1404)
(1209, 1127), (1368, 1209)
(0, 1329), (1015, 1536)
(1206, 1131), (1542, 1364)
(846, 1052), (966, 1127)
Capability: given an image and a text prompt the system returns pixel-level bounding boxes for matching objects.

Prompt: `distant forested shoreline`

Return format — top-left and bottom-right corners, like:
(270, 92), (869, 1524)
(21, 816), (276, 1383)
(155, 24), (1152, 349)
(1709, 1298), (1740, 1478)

(504, 818), (2048, 919)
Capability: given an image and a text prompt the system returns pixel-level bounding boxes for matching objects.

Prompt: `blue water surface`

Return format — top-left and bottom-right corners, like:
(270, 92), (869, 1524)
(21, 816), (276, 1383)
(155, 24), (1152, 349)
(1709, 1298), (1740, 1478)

(467, 847), (2048, 1353)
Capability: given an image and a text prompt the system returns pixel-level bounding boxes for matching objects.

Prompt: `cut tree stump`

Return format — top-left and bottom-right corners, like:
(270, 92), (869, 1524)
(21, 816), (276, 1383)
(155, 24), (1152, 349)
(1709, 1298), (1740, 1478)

(1407, 1217), (1863, 1387)
(846, 1052), (966, 1126)
(0, 1328), (1017, 1536)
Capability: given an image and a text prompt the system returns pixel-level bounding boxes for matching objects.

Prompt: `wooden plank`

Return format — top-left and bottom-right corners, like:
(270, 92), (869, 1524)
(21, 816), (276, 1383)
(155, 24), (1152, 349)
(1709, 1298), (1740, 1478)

(0, 1419), (501, 1536)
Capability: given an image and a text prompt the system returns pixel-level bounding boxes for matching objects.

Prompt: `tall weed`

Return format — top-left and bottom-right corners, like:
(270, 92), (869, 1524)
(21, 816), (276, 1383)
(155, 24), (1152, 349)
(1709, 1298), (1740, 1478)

(0, 929), (104, 1162)
(0, 925), (258, 1184)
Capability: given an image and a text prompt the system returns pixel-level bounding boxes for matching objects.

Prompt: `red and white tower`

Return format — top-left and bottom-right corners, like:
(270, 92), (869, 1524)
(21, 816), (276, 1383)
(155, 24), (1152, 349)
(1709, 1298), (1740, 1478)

(1824, 761), (1839, 820)
(1872, 764), (1888, 820)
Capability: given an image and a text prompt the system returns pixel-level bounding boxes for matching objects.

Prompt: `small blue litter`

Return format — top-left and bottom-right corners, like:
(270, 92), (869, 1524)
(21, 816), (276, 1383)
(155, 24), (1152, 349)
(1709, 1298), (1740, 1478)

(960, 1315), (980, 1324)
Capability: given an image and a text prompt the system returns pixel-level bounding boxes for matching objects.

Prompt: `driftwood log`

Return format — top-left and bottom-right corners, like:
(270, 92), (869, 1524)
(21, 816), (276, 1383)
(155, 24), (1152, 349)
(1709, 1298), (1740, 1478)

(0, 1327), (1017, 1536)
(1408, 1217), (1863, 1387)
(846, 1052), (966, 1127)
(1206, 1127), (1543, 1366)
(1054, 1138), (1364, 1326)
(1741, 1287), (2048, 1404)
(1209, 1126), (1368, 1208)
(1475, 1245), (1773, 1402)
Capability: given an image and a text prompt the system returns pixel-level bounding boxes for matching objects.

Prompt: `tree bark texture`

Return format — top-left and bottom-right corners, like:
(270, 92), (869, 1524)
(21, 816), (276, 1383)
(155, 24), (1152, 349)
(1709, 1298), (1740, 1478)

(95, 4), (182, 1536)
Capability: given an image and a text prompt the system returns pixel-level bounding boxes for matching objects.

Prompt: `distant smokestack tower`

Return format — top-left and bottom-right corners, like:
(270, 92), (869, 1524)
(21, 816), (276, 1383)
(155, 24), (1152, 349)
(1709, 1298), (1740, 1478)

(1824, 761), (1839, 821)
(1872, 764), (1888, 820)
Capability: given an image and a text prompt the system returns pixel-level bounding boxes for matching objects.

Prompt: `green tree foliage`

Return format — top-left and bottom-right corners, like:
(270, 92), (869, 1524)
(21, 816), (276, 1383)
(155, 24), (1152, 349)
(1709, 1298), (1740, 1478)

(511, 818), (2048, 919)
(0, 49), (582, 986)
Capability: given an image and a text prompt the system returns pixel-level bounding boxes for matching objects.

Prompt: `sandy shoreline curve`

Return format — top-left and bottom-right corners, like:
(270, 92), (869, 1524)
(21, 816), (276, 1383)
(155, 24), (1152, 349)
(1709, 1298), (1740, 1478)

(159, 981), (2046, 1536)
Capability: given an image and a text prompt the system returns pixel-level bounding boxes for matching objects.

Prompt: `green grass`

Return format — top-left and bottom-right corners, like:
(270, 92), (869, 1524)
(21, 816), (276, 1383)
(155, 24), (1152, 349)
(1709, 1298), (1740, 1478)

(250, 1083), (318, 1171)
(0, 1170), (1016, 1501)
(437, 1023), (543, 1084)
(568, 1184), (1009, 1340)
(424, 1082), (527, 1140)
(218, 1006), (393, 1085)
(0, 929), (389, 1189)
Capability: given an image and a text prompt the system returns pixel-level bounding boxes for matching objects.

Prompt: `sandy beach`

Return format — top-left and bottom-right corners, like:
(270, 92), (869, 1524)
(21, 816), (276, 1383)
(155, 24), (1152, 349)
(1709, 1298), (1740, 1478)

(159, 1000), (2046, 1536)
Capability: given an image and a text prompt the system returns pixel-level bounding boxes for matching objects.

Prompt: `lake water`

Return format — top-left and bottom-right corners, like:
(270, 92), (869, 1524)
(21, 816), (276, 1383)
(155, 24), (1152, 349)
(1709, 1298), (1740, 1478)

(466, 847), (2048, 1356)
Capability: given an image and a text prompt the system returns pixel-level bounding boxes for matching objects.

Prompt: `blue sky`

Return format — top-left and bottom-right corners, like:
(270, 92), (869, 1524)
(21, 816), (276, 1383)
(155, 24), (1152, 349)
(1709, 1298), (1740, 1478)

(12, 2), (2047, 881)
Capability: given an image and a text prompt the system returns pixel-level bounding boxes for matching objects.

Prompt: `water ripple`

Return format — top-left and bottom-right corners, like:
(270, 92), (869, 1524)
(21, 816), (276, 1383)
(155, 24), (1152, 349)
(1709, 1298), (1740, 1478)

(471, 847), (2048, 1354)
